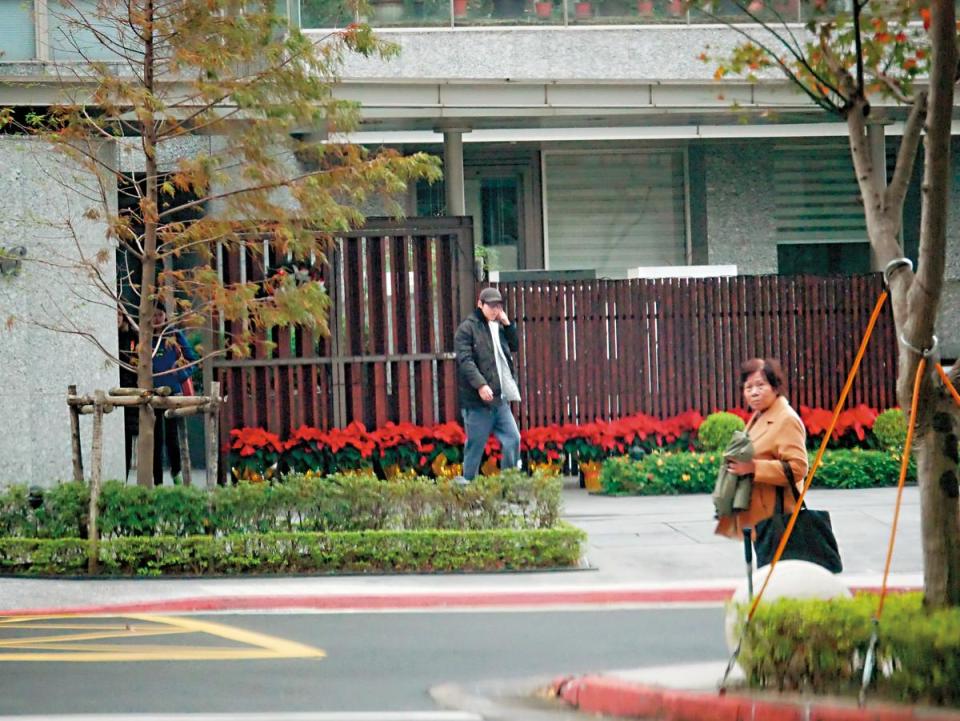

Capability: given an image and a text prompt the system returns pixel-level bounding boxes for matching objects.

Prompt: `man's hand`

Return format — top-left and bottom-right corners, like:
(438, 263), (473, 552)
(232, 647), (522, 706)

(478, 384), (494, 402)
(498, 309), (510, 326)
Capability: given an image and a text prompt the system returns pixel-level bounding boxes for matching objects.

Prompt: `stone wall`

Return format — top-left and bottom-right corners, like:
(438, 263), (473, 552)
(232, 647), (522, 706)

(0, 137), (124, 487)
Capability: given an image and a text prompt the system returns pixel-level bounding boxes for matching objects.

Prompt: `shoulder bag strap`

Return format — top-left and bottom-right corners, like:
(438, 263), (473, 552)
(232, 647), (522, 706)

(779, 460), (806, 510)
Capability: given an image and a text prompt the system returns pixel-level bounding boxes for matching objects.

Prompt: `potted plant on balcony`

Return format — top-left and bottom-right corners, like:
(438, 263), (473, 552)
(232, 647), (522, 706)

(534, 0), (553, 18)
(370, 0), (406, 21)
(637, 0), (654, 16)
(666, 0), (683, 15)
(454, 0), (469, 17)
(574, 0), (593, 18)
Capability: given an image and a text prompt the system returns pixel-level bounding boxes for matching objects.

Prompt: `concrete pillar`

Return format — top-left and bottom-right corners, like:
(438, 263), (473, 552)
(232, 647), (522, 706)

(441, 128), (469, 216)
(867, 120), (888, 271)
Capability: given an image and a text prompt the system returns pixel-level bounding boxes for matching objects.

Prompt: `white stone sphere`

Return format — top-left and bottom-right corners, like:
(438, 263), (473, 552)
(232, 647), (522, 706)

(724, 560), (852, 652)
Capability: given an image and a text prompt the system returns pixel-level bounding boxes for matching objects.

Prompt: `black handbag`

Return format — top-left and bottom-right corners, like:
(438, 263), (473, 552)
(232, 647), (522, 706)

(754, 462), (843, 573)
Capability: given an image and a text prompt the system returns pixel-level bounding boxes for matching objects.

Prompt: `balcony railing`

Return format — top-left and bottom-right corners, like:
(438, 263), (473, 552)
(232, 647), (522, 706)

(301, 0), (853, 29)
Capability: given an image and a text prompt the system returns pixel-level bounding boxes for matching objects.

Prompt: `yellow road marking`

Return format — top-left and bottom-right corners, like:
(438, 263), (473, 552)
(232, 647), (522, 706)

(0, 613), (326, 663)
(0, 628), (187, 647)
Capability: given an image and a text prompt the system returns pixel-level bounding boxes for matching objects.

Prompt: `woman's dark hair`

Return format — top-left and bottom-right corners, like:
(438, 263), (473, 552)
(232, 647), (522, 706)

(740, 358), (786, 394)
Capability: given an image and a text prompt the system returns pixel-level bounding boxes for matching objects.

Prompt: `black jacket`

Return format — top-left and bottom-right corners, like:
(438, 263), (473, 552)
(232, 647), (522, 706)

(455, 308), (519, 409)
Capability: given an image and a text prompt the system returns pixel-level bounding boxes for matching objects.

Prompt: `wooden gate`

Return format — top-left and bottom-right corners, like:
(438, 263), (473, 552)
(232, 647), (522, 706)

(213, 217), (475, 440)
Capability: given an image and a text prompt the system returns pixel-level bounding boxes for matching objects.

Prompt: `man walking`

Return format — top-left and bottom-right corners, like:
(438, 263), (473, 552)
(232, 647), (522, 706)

(455, 287), (522, 481)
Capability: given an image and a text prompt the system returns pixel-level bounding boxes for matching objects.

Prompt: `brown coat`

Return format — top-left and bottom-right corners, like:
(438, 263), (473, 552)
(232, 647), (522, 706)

(715, 395), (808, 540)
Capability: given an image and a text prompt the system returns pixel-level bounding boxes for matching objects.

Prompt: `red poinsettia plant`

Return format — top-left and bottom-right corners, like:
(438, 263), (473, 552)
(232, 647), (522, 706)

(283, 425), (328, 474)
(229, 427), (284, 481)
(369, 422), (428, 474)
(800, 404), (879, 447)
(323, 421), (377, 472)
(521, 424), (566, 464)
(421, 422), (466, 470)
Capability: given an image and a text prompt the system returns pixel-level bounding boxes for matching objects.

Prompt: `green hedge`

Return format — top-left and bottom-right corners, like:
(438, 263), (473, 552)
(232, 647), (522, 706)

(0, 525), (585, 576)
(599, 449), (917, 495)
(0, 470), (562, 539)
(738, 593), (960, 706)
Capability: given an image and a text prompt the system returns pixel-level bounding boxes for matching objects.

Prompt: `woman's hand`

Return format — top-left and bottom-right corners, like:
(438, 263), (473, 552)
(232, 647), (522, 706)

(727, 460), (756, 476)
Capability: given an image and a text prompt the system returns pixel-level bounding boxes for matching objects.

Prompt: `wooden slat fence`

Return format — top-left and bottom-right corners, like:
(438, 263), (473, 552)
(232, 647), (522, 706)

(498, 273), (897, 429)
(213, 217), (476, 442)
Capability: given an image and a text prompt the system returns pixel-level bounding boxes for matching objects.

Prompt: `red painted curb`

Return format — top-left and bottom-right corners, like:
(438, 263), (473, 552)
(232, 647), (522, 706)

(550, 675), (960, 721)
(1, 587), (735, 616)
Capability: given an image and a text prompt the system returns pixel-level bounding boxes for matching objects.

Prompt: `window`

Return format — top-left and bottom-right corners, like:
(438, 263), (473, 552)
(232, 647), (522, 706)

(778, 242), (871, 275)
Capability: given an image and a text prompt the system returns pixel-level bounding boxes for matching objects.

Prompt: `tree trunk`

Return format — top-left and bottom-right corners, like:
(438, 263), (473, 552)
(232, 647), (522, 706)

(916, 407), (960, 606)
(135, 0), (159, 488)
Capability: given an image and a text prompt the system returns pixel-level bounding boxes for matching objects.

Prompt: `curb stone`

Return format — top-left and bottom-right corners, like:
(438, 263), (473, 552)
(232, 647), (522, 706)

(550, 676), (960, 721)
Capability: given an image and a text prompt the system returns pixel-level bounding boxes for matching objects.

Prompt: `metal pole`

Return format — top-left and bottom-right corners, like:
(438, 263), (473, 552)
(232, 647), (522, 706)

(743, 527), (754, 602)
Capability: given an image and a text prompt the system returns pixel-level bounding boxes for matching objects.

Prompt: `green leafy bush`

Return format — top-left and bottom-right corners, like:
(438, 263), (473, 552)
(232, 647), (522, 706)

(599, 449), (914, 495)
(737, 592), (960, 706)
(0, 525), (585, 576)
(600, 452), (719, 495)
(696, 412), (746, 451)
(872, 408), (907, 451)
(0, 470), (562, 539)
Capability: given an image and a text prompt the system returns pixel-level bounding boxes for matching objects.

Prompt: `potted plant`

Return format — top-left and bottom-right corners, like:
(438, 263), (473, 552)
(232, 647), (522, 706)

(637, 0), (654, 16)
(228, 427), (284, 482)
(454, 0), (469, 17)
(534, 0), (553, 17)
(324, 421), (376, 475)
(481, 437), (502, 476)
(521, 424), (566, 475)
(424, 422), (467, 478)
(370, 422), (425, 479)
(283, 425), (329, 476)
(666, 0), (683, 15)
(574, 0), (592, 18)
(563, 421), (624, 491)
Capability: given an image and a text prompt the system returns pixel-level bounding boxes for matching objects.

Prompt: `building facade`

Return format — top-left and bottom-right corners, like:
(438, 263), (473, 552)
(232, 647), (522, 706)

(1, 0), (958, 486)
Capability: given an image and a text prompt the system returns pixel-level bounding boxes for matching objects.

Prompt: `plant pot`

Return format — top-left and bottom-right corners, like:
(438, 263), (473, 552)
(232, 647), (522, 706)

(574, 1), (592, 18)
(481, 456), (500, 476)
(746, 0), (764, 10)
(383, 463), (416, 481)
(453, 0), (468, 17)
(530, 461), (561, 476)
(371, 0), (406, 21)
(666, 0), (683, 15)
(535, 0), (553, 17)
(772, 0), (798, 15)
(637, 0), (654, 15)
(579, 461), (603, 492)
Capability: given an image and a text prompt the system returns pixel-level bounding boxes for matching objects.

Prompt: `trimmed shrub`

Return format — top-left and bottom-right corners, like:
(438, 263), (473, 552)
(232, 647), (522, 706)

(0, 470), (563, 539)
(599, 449), (915, 496)
(696, 412), (746, 452)
(737, 592), (960, 706)
(872, 408), (907, 451)
(0, 526), (586, 576)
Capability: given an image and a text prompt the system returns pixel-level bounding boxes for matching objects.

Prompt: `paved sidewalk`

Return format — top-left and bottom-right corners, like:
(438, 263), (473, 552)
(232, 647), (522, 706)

(0, 482), (922, 614)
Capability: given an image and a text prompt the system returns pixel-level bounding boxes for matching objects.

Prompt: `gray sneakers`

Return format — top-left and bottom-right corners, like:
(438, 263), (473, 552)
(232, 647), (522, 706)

(452, 475), (471, 486)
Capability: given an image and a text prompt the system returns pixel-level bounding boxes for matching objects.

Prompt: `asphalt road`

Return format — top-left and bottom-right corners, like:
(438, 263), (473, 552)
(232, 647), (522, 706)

(0, 606), (728, 716)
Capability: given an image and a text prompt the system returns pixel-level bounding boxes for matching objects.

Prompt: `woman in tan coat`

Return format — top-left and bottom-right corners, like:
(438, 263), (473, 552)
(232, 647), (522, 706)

(715, 358), (808, 539)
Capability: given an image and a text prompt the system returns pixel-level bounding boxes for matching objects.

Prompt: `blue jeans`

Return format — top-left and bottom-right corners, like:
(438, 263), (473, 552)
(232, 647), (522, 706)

(461, 404), (521, 480)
